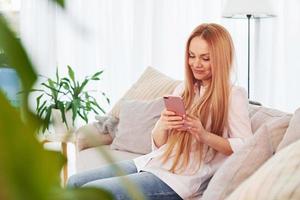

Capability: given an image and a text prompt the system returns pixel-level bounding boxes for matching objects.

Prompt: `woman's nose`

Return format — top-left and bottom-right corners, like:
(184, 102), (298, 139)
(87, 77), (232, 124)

(193, 59), (202, 68)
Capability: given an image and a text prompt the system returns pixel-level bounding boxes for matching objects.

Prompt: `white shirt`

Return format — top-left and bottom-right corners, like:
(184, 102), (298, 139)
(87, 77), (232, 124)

(134, 83), (253, 199)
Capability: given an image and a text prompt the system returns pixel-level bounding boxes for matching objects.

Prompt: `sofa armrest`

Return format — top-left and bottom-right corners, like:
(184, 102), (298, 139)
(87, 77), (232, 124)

(76, 124), (113, 151)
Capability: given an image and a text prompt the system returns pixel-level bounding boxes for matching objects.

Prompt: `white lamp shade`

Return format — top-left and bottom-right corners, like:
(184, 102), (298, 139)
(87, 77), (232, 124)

(222, 0), (276, 18)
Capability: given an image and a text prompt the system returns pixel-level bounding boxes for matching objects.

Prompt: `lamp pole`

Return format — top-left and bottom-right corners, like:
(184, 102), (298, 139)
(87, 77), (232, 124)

(247, 14), (251, 99)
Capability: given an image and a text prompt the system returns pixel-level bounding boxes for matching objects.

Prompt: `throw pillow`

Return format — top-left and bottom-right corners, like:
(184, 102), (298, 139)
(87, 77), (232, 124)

(110, 98), (164, 154)
(76, 119), (117, 151)
(248, 106), (291, 152)
(109, 66), (181, 118)
(276, 107), (300, 152)
(202, 125), (273, 200)
(226, 138), (300, 200)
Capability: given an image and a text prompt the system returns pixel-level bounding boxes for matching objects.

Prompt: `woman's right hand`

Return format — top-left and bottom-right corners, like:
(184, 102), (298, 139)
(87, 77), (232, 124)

(152, 109), (184, 148)
(155, 109), (185, 132)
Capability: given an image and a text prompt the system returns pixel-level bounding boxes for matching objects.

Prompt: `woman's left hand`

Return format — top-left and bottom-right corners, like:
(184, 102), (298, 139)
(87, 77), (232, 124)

(179, 115), (207, 142)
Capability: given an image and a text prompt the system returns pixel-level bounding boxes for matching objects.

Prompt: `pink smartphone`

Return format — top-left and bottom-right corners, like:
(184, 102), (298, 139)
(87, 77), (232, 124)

(163, 95), (186, 117)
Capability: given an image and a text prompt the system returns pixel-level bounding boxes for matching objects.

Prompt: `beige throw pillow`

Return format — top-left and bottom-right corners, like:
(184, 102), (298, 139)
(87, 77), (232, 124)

(202, 125), (273, 200)
(109, 66), (181, 118)
(276, 107), (300, 152)
(248, 105), (291, 152)
(110, 98), (164, 154)
(75, 123), (115, 151)
(226, 138), (300, 200)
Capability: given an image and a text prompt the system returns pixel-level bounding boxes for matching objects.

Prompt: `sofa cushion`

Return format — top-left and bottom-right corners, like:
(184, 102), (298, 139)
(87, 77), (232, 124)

(110, 98), (164, 154)
(109, 66), (181, 118)
(276, 107), (300, 152)
(226, 138), (300, 200)
(202, 125), (273, 200)
(76, 145), (142, 173)
(248, 105), (292, 152)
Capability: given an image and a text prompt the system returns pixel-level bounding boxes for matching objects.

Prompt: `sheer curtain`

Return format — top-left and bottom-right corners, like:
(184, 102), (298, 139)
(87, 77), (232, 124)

(253, 0), (300, 112)
(20, 0), (299, 114)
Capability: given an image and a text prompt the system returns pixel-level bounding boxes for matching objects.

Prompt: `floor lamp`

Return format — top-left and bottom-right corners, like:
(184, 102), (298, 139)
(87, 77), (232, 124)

(222, 0), (276, 99)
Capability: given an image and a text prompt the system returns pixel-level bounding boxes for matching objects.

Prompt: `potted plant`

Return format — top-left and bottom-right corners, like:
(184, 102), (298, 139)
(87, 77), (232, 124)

(32, 66), (110, 133)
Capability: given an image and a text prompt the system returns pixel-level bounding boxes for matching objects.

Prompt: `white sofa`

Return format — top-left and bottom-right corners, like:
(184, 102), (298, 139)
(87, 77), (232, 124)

(73, 67), (300, 200)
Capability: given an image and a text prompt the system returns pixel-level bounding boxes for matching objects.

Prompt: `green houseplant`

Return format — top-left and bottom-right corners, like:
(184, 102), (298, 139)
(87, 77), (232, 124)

(32, 66), (110, 132)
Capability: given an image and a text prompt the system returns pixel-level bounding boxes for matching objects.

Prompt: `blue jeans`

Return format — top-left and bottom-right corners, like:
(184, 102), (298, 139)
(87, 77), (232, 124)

(67, 160), (182, 200)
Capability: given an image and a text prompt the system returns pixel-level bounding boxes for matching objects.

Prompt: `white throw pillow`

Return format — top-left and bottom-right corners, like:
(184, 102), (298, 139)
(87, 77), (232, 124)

(202, 125), (273, 200)
(248, 106), (291, 152)
(110, 98), (164, 154)
(276, 107), (300, 152)
(226, 138), (300, 200)
(109, 66), (181, 118)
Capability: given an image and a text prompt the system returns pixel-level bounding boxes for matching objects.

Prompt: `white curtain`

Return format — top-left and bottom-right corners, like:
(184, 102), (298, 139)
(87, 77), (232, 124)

(253, 0), (300, 112)
(20, 0), (300, 114)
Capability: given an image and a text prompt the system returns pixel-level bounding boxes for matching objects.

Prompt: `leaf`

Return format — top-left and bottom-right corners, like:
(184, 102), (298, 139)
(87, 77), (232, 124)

(67, 65), (75, 84)
(62, 82), (70, 90)
(90, 106), (99, 115)
(77, 111), (86, 123)
(83, 110), (88, 123)
(50, 0), (65, 8)
(37, 100), (47, 115)
(0, 93), (65, 200)
(71, 100), (79, 122)
(90, 100), (106, 114)
(50, 188), (114, 200)
(56, 67), (59, 83)
(91, 70), (103, 79)
(36, 94), (44, 111)
(106, 97), (110, 104)
(61, 77), (71, 84)
(0, 15), (37, 117)
(78, 79), (89, 94)
(38, 106), (47, 119)
(101, 92), (110, 104)
(58, 101), (68, 129)
(43, 106), (53, 132)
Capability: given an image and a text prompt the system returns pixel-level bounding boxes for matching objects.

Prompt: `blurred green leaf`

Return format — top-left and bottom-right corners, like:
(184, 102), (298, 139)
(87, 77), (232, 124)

(51, 0), (65, 8)
(50, 187), (113, 200)
(0, 92), (65, 200)
(0, 4), (119, 200)
(0, 15), (37, 117)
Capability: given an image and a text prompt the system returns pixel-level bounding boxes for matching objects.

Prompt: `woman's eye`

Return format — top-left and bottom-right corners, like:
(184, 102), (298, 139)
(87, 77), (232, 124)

(203, 58), (210, 61)
(189, 54), (195, 58)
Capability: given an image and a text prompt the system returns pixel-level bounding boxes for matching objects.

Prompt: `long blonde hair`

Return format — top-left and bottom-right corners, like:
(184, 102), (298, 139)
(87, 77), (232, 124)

(161, 23), (234, 173)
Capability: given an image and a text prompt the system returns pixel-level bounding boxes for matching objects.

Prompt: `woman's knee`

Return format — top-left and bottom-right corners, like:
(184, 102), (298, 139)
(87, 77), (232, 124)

(66, 174), (81, 188)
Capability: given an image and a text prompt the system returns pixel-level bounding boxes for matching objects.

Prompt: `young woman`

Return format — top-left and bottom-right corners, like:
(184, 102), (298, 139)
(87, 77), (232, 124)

(67, 23), (252, 200)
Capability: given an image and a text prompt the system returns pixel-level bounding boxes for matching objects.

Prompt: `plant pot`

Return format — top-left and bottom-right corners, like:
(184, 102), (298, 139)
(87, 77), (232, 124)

(52, 109), (75, 134)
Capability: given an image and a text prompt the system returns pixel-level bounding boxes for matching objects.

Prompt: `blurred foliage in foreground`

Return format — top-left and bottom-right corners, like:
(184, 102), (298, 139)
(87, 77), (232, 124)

(0, 1), (114, 199)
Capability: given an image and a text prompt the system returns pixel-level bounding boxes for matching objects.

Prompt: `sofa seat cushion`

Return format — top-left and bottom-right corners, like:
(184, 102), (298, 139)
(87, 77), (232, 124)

(76, 145), (142, 173)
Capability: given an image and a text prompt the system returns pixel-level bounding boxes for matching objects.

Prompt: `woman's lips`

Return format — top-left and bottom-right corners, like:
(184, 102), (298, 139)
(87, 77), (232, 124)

(194, 70), (205, 74)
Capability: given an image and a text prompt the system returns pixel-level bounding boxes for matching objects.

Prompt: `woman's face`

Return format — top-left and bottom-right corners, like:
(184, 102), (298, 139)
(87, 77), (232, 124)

(188, 37), (212, 85)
